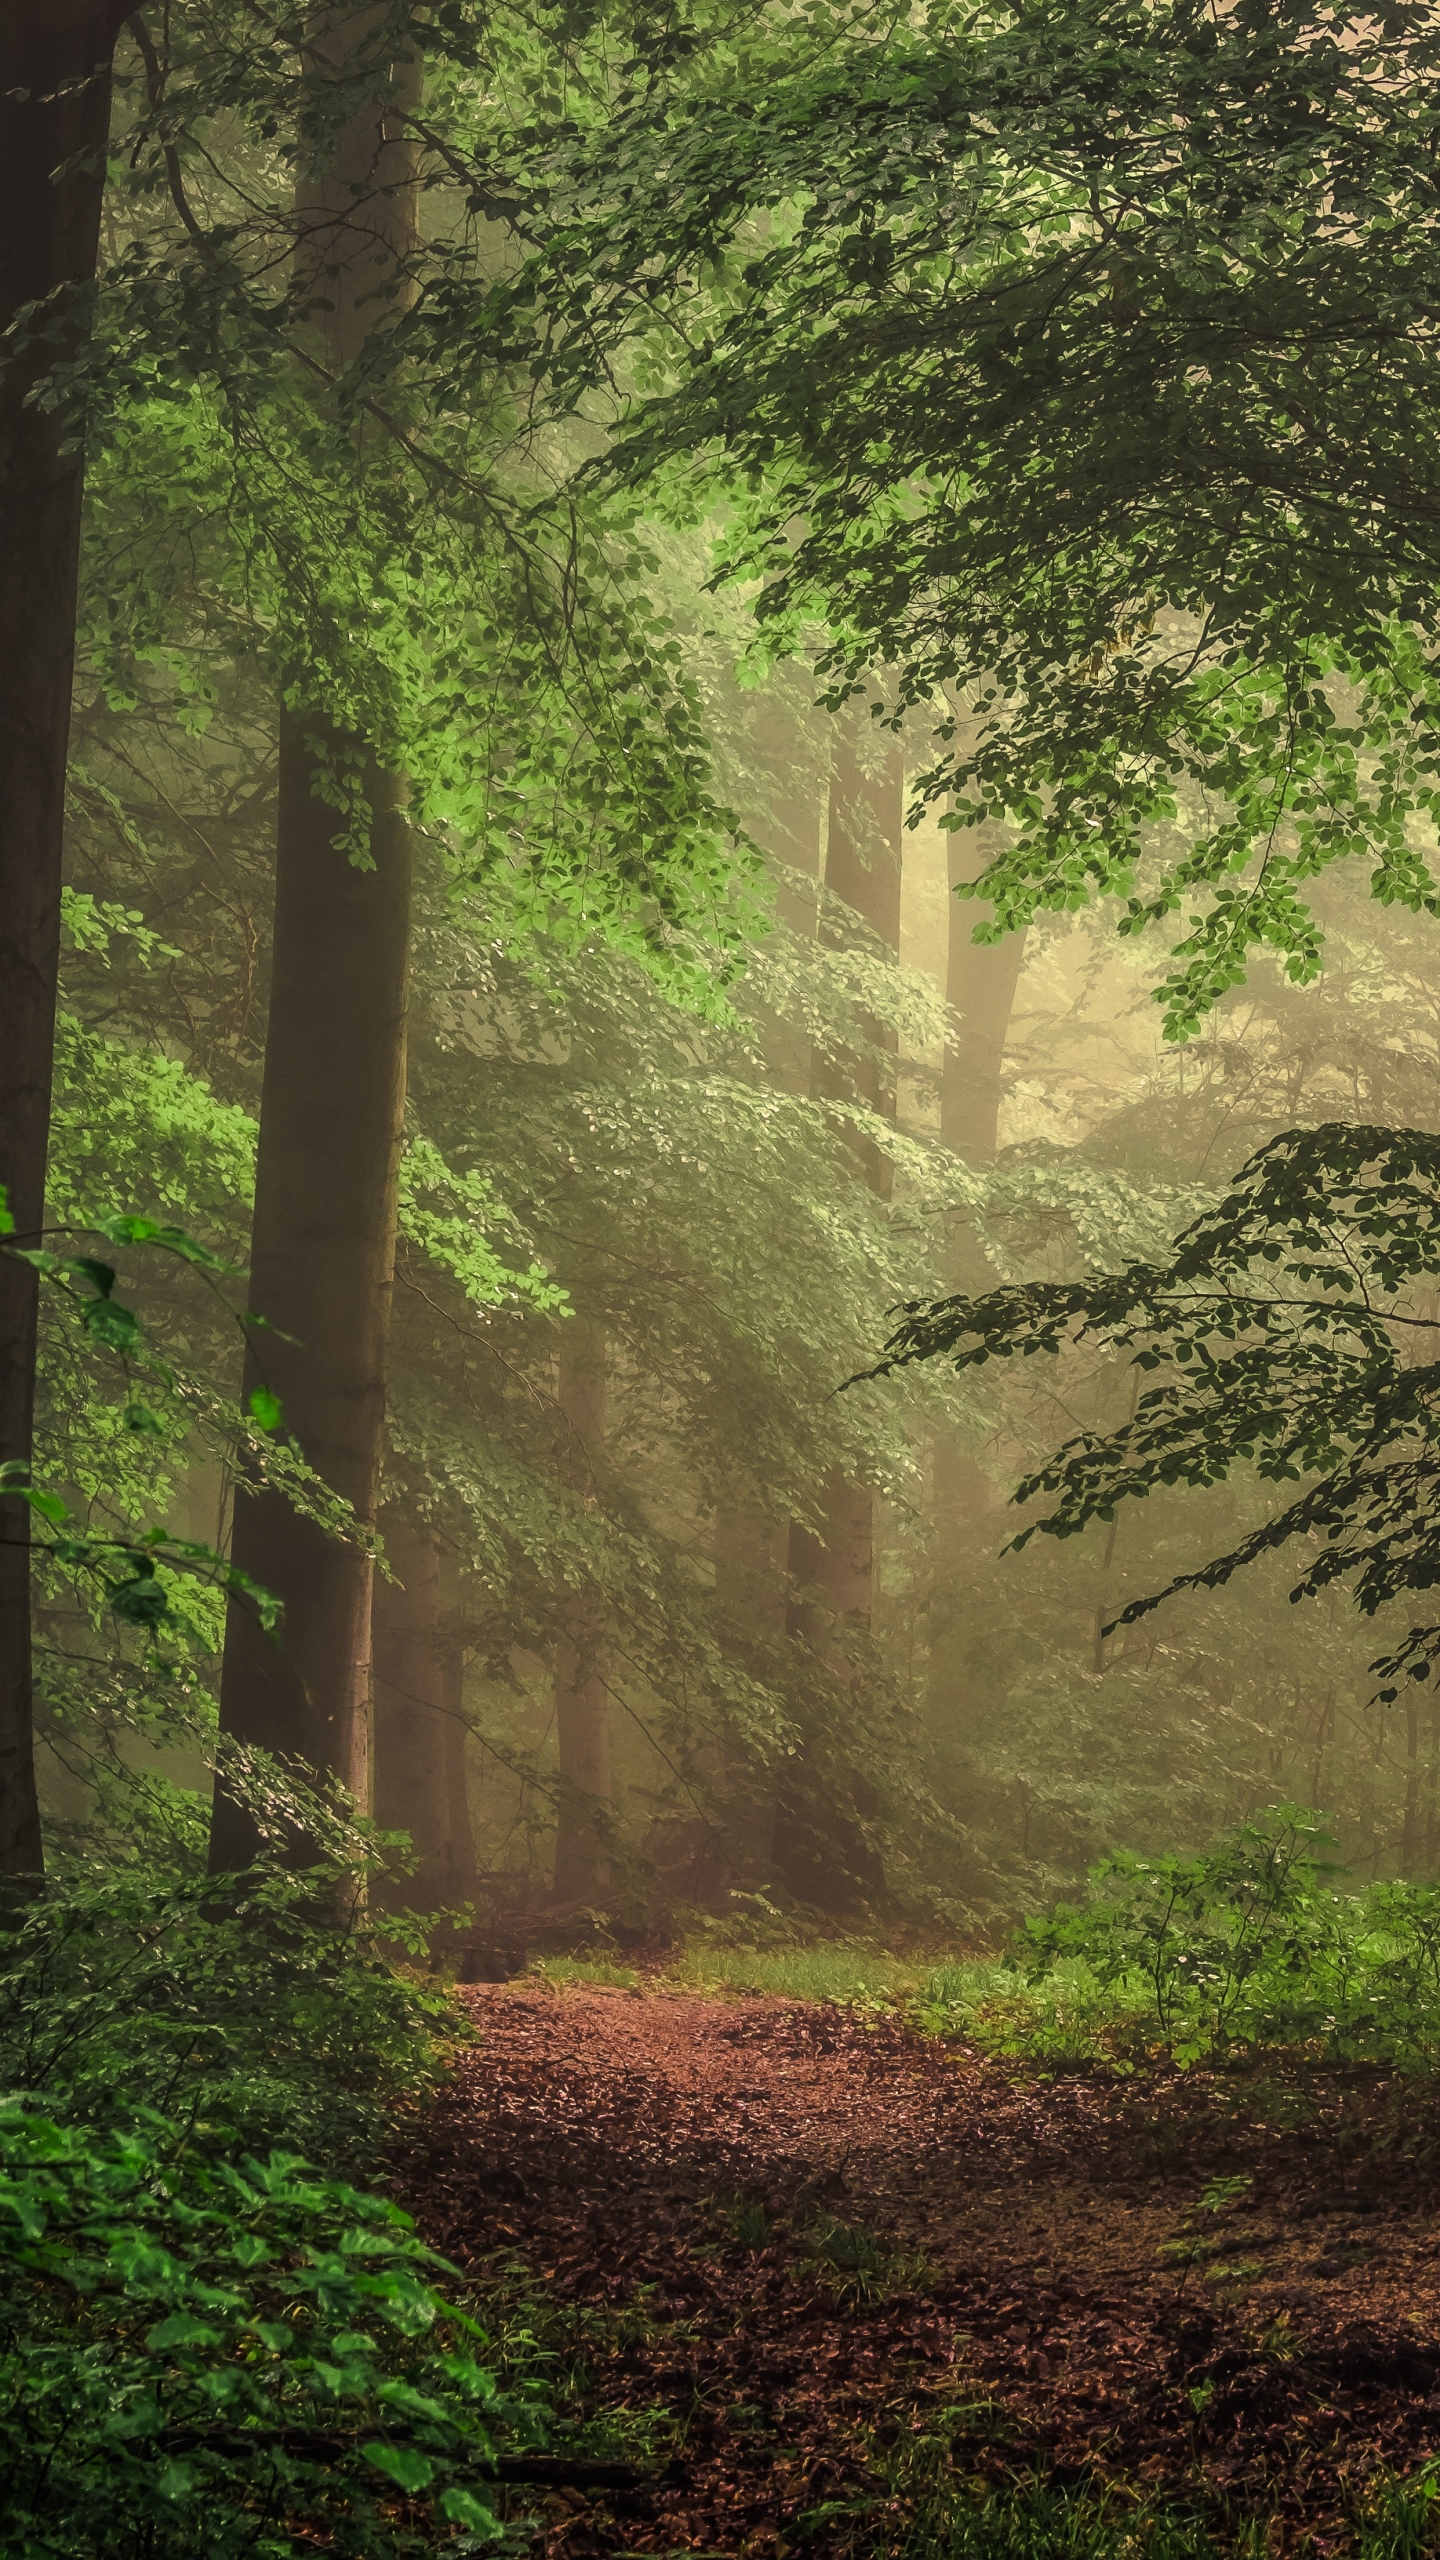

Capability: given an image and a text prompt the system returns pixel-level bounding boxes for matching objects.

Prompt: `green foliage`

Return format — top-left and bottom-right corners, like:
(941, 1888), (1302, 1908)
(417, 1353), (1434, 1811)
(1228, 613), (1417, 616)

(1012, 1805), (1440, 2067)
(1, 1182), (277, 1651)
(73, 4), (763, 1013)
(913, 1955), (1146, 2066)
(0, 1865), (450, 2171)
(0, 1862), (546, 2555)
(0, 2106), (537, 2558)
(490, 0), (1440, 1035)
(869, 1122), (1440, 1704)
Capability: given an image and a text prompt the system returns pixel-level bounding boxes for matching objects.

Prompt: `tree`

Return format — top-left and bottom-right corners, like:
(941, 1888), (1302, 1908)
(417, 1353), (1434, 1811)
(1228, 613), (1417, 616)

(208, 11), (422, 1872)
(872, 1123), (1440, 1716)
(0, 1), (138, 1890)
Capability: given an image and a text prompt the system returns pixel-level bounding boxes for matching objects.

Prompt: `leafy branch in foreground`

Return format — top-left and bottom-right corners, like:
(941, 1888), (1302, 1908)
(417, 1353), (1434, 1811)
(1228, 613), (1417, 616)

(1, 1190), (280, 1644)
(864, 1123), (1440, 1699)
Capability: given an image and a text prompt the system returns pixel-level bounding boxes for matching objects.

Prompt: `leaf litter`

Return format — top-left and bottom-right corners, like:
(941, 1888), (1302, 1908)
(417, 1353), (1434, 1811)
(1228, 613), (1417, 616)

(397, 1983), (1440, 2553)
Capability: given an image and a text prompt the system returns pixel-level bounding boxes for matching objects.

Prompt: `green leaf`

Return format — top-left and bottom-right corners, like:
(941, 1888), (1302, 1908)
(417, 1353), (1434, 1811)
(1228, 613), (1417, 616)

(146, 2312), (223, 2352)
(361, 2442), (435, 2493)
(247, 1385), (283, 1432)
(110, 1569), (170, 1630)
(439, 2485), (503, 2533)
(83, 1298), (141, 1353)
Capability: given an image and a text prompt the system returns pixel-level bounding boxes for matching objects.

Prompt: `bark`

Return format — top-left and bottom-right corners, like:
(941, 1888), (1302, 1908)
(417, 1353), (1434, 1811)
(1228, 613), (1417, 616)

(552, 1317), (612, 1902)
(210, 9), (421, 1870)
(210, 720), (412, 1866)
(373, 1520), (475, 1911)
(712, 710), (825, 1870)
(776, 713), (902, 1912)
(713, 1504), (786, 1882)
(930, 821), (1028, 1582)
(787, 715), (904, 1630)
(0, 3), (132, 1893)
(942, 823), (1027, 1166)
(753, 698), (825, 1092)
(813, 717), (904, 1197)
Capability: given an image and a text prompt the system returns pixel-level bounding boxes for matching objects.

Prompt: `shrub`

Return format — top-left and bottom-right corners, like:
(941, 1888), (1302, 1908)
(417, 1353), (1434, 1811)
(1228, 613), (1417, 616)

(1012, 1806), (1440, 2067)
(0, 2103), (542, 2556)
(0, 1863), (451, 2170)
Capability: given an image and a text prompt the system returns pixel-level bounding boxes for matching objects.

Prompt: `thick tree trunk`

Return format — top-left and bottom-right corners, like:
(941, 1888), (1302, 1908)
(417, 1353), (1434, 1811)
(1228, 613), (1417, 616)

(373, 1520), (475, 1910)
(210, 722), (412, 1866)
(209, 10), (420, 1871)
(552, 1318), (612, 1903)
(0, 4), (131, 1893)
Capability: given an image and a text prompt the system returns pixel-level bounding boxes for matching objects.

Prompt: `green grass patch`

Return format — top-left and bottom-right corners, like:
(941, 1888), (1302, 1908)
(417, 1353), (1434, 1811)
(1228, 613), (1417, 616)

(833, 2444), (1440, 2556)
(913, 1955), (1151, 2064)
(663, 1940), (919, 2003)
(799, 2212), (932, 2304)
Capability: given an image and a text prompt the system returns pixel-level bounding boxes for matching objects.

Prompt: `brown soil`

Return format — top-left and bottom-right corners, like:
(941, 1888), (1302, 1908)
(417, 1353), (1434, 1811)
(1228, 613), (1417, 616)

(399, 1983), (1440, 2554)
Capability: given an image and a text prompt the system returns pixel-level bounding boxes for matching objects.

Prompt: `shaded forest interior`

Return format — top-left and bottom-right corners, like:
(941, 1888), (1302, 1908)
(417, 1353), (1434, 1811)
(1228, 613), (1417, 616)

(11, 2), (1440, 2554)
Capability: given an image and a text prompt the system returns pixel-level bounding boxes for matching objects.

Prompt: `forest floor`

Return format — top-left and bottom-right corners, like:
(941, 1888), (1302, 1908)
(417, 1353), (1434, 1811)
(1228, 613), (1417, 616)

(400, 1982), (1440, 2555)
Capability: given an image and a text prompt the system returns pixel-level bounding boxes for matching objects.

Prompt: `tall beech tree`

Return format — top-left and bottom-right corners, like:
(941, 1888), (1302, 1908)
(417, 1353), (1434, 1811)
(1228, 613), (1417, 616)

(0, 2), (135, 1888)
(780, 716), (903, 1910)
(208, 12), (422, 1872)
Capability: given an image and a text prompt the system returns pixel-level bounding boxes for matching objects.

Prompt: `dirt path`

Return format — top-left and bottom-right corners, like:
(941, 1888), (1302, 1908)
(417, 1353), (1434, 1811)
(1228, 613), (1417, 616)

(400, 1984), (1440, 2553)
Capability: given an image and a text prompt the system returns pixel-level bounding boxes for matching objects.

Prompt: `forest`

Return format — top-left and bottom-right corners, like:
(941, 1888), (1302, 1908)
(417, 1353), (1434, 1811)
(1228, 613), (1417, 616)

(8, 0), (1440, 2551)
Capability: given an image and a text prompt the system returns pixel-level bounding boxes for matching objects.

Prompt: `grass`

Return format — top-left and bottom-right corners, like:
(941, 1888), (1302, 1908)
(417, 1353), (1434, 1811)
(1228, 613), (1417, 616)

(841, 2442), (1440, 2557)
(525, 1941), (1146, 2049)
(800, 2211), (933, 2303)
(913, 1955), (1152, 2061)
(663, 1940), (921, 2002)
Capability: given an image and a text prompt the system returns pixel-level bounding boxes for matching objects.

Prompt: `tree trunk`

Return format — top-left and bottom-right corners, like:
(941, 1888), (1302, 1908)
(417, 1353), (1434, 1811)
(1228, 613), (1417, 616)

(209, 10), (420, 1871)
(776, 713), (902, 1912)
(787, 714), (904, 1631)
(210, 721), (412, 1867)
(0, 3), (132, 1894)
(942, 821), (1027, 1165)
(930, 819), (1028, 1595)
(373, 1519), (474, 1911)
(552, 1317), (611, 1902)
(713, 1504), (786, 1882)
(814, 717), (904, 1196)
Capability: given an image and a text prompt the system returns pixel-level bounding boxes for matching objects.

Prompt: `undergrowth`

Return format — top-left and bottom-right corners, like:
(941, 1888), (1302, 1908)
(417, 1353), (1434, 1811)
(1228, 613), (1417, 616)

(638, 1806), (1440, 2075)
(919, 1806), (1440, 2072)
(0, 1861), (546, 2556)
